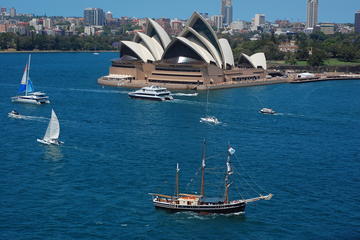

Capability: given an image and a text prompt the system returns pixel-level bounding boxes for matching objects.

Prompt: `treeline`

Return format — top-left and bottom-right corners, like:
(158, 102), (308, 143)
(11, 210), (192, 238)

(226, 32), (360, 66)
(1, 31), (360, 66)
(0, 32), (124, 51)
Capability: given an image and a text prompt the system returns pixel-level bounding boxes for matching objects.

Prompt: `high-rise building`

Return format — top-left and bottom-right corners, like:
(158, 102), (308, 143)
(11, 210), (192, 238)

(10, 8), (16, 17)
(221, 0), (233, 26)
(43, 18), (52, 29)
(1, 8), (6, 16)
(355, 10), (360, 33)
(306, 0), (318, 28)
(84, 8), (105, 26)
(254, 14), (265, 27)
(211, 15), (224, 30)
(105, 11), (113, 22)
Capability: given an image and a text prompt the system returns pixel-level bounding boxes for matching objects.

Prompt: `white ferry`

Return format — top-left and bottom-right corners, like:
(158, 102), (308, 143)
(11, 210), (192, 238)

(128, 86), (173, 101)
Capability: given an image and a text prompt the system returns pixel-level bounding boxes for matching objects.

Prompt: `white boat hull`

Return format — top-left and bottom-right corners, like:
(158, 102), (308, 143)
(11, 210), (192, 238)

(128, 93), (173, 101)
(200, 117), (220, 124)
(11, 96), (50, 105)
(8, 113), (23, 119)
(37, 138), (63, 145)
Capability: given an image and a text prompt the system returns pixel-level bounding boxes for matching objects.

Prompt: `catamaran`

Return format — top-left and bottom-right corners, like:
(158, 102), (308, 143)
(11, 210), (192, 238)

(11, 55), (50, 105)
(149, 141), (272, 214)
(37, 109), (63, 145)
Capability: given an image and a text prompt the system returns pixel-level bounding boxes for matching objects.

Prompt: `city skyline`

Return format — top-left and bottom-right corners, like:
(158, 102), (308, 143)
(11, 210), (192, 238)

(0, 0), (359, 23)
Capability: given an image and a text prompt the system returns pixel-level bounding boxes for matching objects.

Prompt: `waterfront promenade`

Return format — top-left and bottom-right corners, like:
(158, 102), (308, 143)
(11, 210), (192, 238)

(98, 72), (360, 90)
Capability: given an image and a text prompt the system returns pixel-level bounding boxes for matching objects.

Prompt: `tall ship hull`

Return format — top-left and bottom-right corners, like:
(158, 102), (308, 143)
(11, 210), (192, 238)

(154, 200), (246, 214)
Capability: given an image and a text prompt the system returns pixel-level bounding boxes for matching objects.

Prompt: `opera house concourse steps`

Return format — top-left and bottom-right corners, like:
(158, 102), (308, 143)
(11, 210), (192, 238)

(98, 12), (286, 90)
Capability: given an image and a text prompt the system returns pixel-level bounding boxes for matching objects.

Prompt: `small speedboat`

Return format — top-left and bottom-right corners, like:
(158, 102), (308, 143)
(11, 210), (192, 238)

(128, 85), (174, 101)
(200, 116), (220, 124)
(260, 108), (275, 114)
(8, 110), (22, 119)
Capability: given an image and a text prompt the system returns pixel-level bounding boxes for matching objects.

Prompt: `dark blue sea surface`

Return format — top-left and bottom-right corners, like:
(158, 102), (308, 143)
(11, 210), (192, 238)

(0, 53), (360, 239)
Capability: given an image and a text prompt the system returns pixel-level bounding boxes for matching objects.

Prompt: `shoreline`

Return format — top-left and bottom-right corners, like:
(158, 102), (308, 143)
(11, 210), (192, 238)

(98, 74), (360, 90)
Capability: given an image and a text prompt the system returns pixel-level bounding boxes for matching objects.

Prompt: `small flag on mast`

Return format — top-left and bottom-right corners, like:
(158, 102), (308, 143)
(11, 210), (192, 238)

(176, 163), (180, 172)
(228, 147), (235, 155)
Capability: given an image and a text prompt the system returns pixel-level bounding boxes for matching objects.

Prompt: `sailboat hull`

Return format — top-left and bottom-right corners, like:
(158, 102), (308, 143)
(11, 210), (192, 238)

(153, 201), (246, 214)
(37, 138), (63, 145)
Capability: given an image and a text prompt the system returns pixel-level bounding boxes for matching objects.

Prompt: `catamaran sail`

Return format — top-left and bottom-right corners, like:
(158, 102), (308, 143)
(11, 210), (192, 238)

(17, 55), (34, 94)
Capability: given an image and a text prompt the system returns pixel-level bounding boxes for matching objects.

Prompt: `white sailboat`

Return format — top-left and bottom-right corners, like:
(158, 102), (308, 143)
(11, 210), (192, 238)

(37, 109), (63, 145)
(200, 87), (220, 125)
(11, 55), (50, 105)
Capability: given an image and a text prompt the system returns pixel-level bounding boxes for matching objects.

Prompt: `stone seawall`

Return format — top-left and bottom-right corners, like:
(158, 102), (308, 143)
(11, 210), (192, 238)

(97, 77), (287, 90)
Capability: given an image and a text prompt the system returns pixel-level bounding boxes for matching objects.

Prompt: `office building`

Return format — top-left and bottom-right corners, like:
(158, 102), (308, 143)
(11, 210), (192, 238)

(355, 10), (360, 33)
(320, 23), (335, 35)
(211, 15), (224, 30)
(254, 14), (265, 27)
(84, 8), (105, 26)
(10, 8), (16, 17)
(306, 0), (318, 28)
(221, 0), (233, 26)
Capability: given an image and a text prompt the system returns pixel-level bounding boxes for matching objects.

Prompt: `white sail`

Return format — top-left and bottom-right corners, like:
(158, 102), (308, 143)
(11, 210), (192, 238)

(20, 64), (28, 85)
(43, 109), (60, 141)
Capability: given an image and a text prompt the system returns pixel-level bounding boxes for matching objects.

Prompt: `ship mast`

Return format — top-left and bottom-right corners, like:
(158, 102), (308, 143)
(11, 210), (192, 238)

(200, 139), (206, 197)
(224, 146), (235, 203)
(175, 163), (180, 197)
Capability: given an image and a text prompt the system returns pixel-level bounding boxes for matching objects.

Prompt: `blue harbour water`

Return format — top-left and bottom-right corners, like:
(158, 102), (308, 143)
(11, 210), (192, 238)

(0, 53), (360, 239)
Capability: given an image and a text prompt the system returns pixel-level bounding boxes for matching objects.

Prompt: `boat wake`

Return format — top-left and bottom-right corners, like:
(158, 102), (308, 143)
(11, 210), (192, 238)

(9, 114), (49, 122)
(170, 99), (206, 106)
(176, 211), (245, 220)
(172, 92), (199, 97)
(67, 88), (126, 94)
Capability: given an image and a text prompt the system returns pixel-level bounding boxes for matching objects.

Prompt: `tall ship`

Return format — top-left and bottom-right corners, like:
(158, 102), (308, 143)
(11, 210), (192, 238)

(11, 55), (50, 105)
(149, 141), (272, 214)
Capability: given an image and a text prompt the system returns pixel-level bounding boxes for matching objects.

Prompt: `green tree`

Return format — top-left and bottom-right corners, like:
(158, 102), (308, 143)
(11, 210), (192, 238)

(284, 53), (297, 65)
(307, 48), (326, 66)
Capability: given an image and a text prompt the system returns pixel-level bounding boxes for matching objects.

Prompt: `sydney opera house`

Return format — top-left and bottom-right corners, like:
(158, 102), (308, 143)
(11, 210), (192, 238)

(98, 12), (271, 90)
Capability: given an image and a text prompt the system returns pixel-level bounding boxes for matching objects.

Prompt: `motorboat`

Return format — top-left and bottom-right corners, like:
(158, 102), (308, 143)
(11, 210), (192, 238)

(37, 109), (63, 145)
(8, 110), (22, 119)
(128, 85), (173, 101)
(11, 55), (50, 105)
(200, 116), (220, 125)
(260, 108), (276, 114)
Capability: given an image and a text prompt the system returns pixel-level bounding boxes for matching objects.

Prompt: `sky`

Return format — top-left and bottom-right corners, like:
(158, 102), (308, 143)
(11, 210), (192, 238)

(1, 0), (359, 23)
